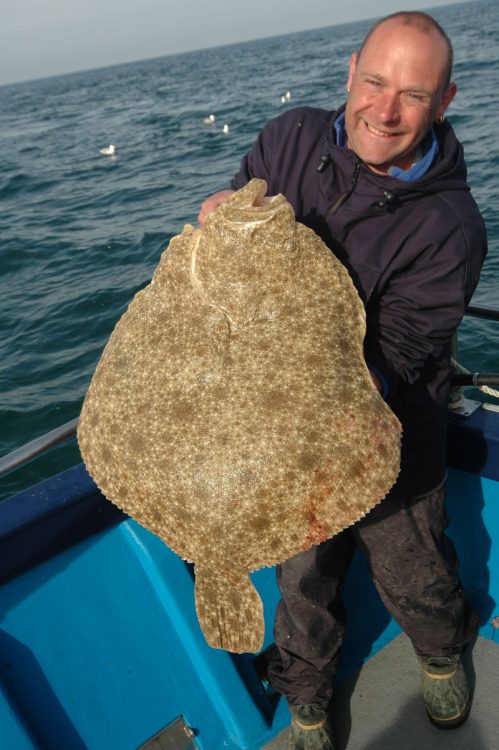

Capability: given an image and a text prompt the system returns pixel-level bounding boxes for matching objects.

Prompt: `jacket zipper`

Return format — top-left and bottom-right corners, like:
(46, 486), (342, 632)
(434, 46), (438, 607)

(326, 160), (361, 217)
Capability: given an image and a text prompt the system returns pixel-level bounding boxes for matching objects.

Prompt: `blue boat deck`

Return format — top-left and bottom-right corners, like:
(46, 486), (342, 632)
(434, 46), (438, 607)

(0, 402), (498, 749)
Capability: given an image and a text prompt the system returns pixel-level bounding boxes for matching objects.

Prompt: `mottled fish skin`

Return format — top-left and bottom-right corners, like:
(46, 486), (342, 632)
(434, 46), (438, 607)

(77, 179), (401, 653)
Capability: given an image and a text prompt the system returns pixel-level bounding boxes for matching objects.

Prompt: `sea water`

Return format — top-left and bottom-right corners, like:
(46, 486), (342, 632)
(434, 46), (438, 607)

(0, 0), (498, 500)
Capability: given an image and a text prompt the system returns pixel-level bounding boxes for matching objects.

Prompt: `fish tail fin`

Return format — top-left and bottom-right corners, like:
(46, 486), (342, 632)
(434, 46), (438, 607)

(194, 565), (264, 653)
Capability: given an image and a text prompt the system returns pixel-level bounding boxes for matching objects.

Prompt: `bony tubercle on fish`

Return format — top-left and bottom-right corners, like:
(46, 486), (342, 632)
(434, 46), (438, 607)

(77, 179), (401, 653)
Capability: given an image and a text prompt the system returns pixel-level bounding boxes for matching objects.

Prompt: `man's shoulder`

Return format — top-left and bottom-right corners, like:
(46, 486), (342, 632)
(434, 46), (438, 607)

(265, 105), (335, 135)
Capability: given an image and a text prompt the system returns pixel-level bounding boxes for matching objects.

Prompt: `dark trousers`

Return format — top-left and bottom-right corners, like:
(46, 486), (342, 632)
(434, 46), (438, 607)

(267, 486), (479, 706)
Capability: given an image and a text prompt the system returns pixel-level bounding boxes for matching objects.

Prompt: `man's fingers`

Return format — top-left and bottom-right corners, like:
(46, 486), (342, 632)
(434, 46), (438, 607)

(198, 190), (235, 225)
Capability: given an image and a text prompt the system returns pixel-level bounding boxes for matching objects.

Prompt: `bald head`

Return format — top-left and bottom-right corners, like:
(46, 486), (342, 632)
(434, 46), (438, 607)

(344, 11), (457, 174)
(358, 12), (454, 89)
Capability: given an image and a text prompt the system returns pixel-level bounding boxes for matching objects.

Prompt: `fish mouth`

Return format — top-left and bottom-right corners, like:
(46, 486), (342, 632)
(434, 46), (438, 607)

(245, 179), (287, 210)
(250, 179), (269, 207)
(220, 178), (289, 224)
(255, 193), (287, 209)
(226, 201), (288, 227)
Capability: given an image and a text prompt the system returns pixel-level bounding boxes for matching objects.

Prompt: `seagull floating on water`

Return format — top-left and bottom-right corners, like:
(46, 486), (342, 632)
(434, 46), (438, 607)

(280, 90), (292, 104)
(203, 114), (216, 125)
(222, 123), (230, 134)
(99, 144), (116, 156)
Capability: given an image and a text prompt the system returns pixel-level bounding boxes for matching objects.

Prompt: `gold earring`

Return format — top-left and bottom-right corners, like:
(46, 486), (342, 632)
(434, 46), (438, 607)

(436, 114), (445, 124)
(347, 87), (351, 94)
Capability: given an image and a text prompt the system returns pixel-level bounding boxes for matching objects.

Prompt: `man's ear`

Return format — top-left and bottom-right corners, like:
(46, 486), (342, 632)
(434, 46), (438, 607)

(347, 52), (358, 91)
(438, 81), (457, 120)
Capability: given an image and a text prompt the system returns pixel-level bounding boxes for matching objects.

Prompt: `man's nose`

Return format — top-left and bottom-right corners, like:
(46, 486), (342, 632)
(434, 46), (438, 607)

(376, 91), (400, 122)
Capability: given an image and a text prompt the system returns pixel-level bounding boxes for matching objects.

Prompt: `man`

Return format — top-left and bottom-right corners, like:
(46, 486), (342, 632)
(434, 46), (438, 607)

(199, 11), (487, 749)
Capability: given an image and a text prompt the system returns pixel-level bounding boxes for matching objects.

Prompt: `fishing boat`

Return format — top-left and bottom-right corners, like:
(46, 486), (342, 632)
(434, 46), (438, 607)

(1, 305), (498, 750)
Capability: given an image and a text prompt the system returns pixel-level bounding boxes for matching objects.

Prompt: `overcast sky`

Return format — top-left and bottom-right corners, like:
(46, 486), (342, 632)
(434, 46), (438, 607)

(2, 0), (465, 86)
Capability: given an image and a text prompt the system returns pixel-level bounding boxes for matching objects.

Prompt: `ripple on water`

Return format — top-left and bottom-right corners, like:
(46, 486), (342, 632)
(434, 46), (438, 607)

(0, 0), (498, 500)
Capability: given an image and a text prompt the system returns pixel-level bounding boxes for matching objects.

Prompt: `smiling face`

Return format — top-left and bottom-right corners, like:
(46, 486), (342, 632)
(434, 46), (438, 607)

(345, 18), (457, 174)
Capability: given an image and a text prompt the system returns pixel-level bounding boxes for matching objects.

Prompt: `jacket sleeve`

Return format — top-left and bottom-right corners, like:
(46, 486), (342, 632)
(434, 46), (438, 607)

(230, 119), (277, 189)
(230, 108), (321, 191)
(365, 203), (487, 391)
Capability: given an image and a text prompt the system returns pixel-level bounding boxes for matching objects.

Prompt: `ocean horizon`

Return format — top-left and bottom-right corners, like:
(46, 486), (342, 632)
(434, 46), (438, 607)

(1, 0), (498, 501)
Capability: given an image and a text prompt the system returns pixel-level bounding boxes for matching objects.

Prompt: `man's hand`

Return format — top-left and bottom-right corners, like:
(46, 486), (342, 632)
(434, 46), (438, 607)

(198, 190), (235, 225)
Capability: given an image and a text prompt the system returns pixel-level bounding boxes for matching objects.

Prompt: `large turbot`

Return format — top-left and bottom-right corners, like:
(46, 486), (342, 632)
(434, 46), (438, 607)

(77, 179), (401, 653)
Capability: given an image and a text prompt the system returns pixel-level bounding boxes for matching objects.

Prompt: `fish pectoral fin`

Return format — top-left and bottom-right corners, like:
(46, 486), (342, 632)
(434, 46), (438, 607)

(194, 565), (264, 654)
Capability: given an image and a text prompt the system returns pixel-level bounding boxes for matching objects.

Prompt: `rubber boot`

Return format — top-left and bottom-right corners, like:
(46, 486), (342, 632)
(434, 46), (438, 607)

(419, 654), (471, 729)
(288, 704), (335, 750)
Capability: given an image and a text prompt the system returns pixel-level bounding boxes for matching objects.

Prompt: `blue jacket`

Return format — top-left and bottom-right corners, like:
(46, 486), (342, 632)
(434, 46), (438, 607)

(231, 106), (488, 498)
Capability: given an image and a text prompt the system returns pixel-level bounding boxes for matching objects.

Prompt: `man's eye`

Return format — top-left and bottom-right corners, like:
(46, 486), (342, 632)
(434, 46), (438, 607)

(407, 92), (426, 102)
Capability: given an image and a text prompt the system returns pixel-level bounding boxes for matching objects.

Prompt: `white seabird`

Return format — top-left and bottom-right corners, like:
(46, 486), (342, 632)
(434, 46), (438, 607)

(203, 114), (216, 125)
(99, 144), (116, 156)
(222, 123), (230, 134)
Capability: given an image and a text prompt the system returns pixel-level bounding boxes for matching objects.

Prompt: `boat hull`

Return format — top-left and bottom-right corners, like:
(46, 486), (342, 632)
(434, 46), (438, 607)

(0, 406), (498, 749)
